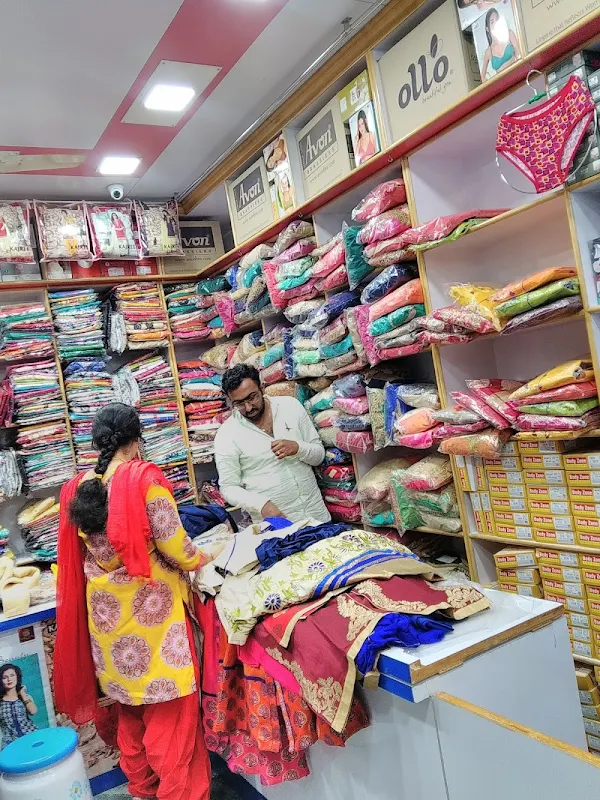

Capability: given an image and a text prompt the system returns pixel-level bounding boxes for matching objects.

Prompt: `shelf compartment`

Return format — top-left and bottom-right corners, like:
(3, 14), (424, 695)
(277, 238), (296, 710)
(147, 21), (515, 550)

(469, 532), (600, 556)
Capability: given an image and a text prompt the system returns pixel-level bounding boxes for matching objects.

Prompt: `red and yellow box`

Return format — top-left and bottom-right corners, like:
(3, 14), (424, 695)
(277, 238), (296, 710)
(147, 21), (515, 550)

(569, 486), (600, 503)
(584, 568), (600, 588)
(480, 491), (494, 533)
(468, 492), (485, 534)
(498, 581), (542, 598)
(529, 498), (570, 515)
(495, 523), (534, 541)
(455, 455), (476, 491)
(570, 500), (600, 519)
(520, 453), (564, 469)
(541, 578), (585, 598)
(518, 440), (576, 455)
(566, 470), (600, 488)
(493, 510), (532, 527)
(544, 592), (589, 613)
(539, 564), (583, 584)
(526, 484), (568, 502)
(490, 483), (526, 499)
(530, 512), (575, 532)
(494, 547), (537, 569)
(533, 527), (577, 547)
(576, 531), (600, 550)
(582, 686), (600, 705)
(497, 566), (540, 584)
(535, 548), (580, 568)
(576, 666), (597, 692)
(524, 469), (567, 486)
(580, 552), (600, 571)
(575, 516), (600, 535)
(491, 495), (528, 513)
(564, 451), (600, 470)
(487, 469), (525, 486)
(568, 611), (591, 630)
(574, 640), (594, 659)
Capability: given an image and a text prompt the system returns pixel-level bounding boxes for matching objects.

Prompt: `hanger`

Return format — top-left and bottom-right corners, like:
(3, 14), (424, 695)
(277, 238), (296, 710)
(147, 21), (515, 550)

(503, 70), (547, 118)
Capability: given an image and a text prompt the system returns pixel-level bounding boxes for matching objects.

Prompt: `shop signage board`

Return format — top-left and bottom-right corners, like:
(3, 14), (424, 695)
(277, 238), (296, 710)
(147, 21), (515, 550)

(519, 0), (600, 52)
(296, 96), (352, 200)
(163, 220), (224, 275)
(378, 0), (481, 143)
(226, 158), (274, 245)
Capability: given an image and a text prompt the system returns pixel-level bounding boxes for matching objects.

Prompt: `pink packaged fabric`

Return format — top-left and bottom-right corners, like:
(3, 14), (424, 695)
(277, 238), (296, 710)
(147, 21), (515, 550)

(35, 200), (93, 261)
(214, 294), (237, 335)
(396, 430), (438, 448)
(433, 420), (489, 438)
(329, 357), (368, 378)
(397, 455), (453, 491)
(313, 409), (340, 428)
(431, 306), (496, 334)
(466, 379), (523, 424)
(323, 488), (359, 506)
(354, 304), (380, 366)
(312, 232), (343, 259)
(367, 249), (414, 268)
(400, 209), (508, 246)
(365, 234), (412, 260)
(377, 343), (424, 362)
(317, 263), (348, 292)
(417, 331), (474, 345)
(345, 307), (367, 362)
(438, 429), (511, 458)
(320, 464), (355, 482)
(513, 380), (597, 407)
(324, 502), (362, 522)
(395, 408), (436, 435)
(313, 242), (346, 278)
(357, 206), (412, 246)
(335, 430), (375, 453)
(451, 391), (512, 429)
(273, 220), (314, 255)
(352, 179), (407, 222)
(263, 260), (317, 309)
(333, 396), (370, 415)
(261, 360), (286, 385)
(516, 410), (600, 432)
(369, 279), (423, 322)
(270, 237), (317, 266)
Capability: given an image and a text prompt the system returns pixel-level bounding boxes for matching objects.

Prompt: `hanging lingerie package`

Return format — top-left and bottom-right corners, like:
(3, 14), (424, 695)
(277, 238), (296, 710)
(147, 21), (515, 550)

(86, 201), (138, 259)
(0, 201), (36, 263)
(34, 200), (93, 261)
(135, 199), (184, 257)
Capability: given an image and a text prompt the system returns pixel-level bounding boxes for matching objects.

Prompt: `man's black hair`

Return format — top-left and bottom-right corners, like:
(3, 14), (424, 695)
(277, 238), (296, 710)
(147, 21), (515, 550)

(221, 364), (261, 395)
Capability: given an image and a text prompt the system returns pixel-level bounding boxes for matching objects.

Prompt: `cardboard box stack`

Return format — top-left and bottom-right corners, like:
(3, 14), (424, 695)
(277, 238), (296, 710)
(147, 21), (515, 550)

(576, 665), (600, 756)
(494, 547), (541, 598)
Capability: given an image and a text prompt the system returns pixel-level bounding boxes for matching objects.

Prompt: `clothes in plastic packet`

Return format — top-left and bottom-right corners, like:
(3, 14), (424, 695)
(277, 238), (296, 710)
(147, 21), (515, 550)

(509, 358), (595, 402)
(368, 279), (424, 322)
(449, 284), (502, 331)
(451, 391), (512, 429)
(500, 295), (582, 334)
(271, 237), (316, 266)
(351, 179), (407, 222)
(390, 479), (424, 532)
(367, 249), (415, 268)
(396, 383), (440, 410)
(377, 343), (424, 363)
(321, 334), (354, 360)
(374, 331), (418, 350)
(466, 378), (523, 424)
(278, 268), (314, 292)
(307, 290), (360, 329)
(516, 411), (600, 432)
(335, 430), (374, 453)
(357, 458), (411, 501)
(512, 380), (597, 407)
(419, 512), (462, 533)
(318, 426), (338, 447)
(320, 316), (347, 347)
(395, 408), (437, 435)
(264, 382), (296, 398)
(412, 485), (458, 515)
(313, 242), (346, 278)
(360, 263), (417, 305)
(239, 244), (275, 269)
(318, 464), (355, 483)
(431, 408), (483, 424)
(431, 306), (496, 334)
(490, 266), (578, 304)
(367, 386), (386, 450)
(283, 298), (324, 324)
(400, 209), (507, 246)
(433, 420), (489, 438)
(324, 502), (362, 522)
(305, 387), (335, 414)
(322, 447), (353, 466)
(357, 206), (412, 246)
(316, 263), (349, 293)
(297, 363), (328, 379)
(261, 360), (286, 385)
(323, 351), (357, 374)
(323, 487), (359, 506)
(314, 409), (341, 428)
(438, 429), (511, 458)
(333, 396), (370, 416)
(417, 330), (474, 346)
(262, 343), (285, 368)
(517, 397), (599, 416)
(275, 256), (315, 281)
(294, 349), (321, 365)
(201, 342), (239, 370)
(369, 303), (426, 338)
(495, 278), (580, 320)
(312, 232), (343, 259)
(395, 454), (453, 491)
(345, 307), (367, 362)
(343, 223), (372, 290)
(332, 373), (366, 398)
(336, 414), (371, 432)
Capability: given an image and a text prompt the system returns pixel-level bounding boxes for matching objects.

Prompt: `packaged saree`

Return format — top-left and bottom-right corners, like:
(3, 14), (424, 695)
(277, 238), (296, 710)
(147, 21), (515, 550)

(513, 380), (597, 406)
(500, 295), (582, 334)
(490, 266), (578, 303)
(495, 277), (580, 319)
(509, 358), (595, 402)
(449, 283), (502, 330)
(438, 429), (511, 458)
(517, 397), (599, 416)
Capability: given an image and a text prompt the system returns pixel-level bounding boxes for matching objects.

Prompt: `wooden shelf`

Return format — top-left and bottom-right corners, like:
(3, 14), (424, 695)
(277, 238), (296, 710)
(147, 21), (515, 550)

(470, 532), (600, 556)
(572, 653), (600, 667)
(413, 526), (464, 539)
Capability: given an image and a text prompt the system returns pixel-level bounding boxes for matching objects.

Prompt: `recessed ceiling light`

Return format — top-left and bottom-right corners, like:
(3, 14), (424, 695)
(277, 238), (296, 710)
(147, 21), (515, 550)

(98, 156), (141, 175)
(144, 84), (196, 112)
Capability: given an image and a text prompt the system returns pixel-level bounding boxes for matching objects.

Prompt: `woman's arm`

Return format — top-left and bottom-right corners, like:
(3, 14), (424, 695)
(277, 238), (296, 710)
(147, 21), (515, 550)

(19, 687), (37, 716)
(146, 484), (206, 572)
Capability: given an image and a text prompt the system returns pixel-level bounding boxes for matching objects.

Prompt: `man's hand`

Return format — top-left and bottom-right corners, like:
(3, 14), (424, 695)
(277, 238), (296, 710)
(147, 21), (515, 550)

(261, 500), (284, 518)
(271, 439), (299, 460)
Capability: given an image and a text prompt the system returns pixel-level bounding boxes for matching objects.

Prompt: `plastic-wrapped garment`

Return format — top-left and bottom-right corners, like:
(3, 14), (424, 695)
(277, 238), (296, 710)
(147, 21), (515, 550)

(355, 304), (380, 366)
(369, 280), (424, 323)
(274, 220), (314, 255)
(263, 323), (290, 346)
(431, 407), (482, 425)
(214, 294), (237, 335)
(263, 259), (317, 309)
(235, 330), (264, 361)
(357, 458), (410, 501)
(323, 351), (357, 374)
(320, 334), (354, 360)
(297, 362), (328, 378)
(225, 265), (239, 290)
(325, 501), (362, 522)
(323, 487), (359, 506)
(278, 267), (314, 292)
(240, 243), (275, 269)
(384, 382), (411, 445)
(395, 454), (453, 492)
(466, 378), (523, 424)
(412, 485), (458, 515)
(397, 430), (438, 448)
(0, 201), (35, 263)
(352, 179), (407, 222)
(320, 316), (348, 347)
(517, 397), (599, 416)
(416, 330), (474, 346)
(336, 414), (371, 432)
(376, 329), (417, 350)
(367, 386), (386, 450)
(294, 349), (321, 365)
(241, 261), (263, 288)
(343, 223), (372, 290)
(500, 295), (582, 334)
(283, 297), (325, 324)
(360, 264), (417, 305)
(261, 360), (286, 385)
(247, 274), (269, 310)
(357, 206), (412, 245)
(318, 464), (355, 483)
(490, 266), (578, 304)
(433, 420), (489, 438)
(316, 264), (349, 293)
(307, 377), (332, 392)
(329, 356), (368, 378)
(495, 277), (580, 320)
(201, 342), (239, 370)
(36, 200), (94, 261)
(451, 390), (511, 429)
(275, 256), (315, 281)
(364, 507), (395, 527)
(313, 242), (346, 278)
(282, 329), (296, 381)
(509, 358), (595, 402)
(333, 396), (369, 415)
(370, 305), (426, 338)
(431, 306), (496, 334)
(367, 249), (415, 268)
(345, 307), (366, 362)
(438, 429), (511, 458)
(400, 209), (507, 247)
(312, 232), (343, 259)
(314, 408), (341, 428)
(516, 410), (600, 432)
(332, 373), (366, 398)
(396, 383), (440, 410)
(323, 447), (353, 466)
(364, 234), (415, 260)
(264, 382), (296, 397)
(419, 512), (462, 533)
(270, 237), (316, 266)
(395, 407), (436, 435)
(294, 330), (320, 350)
(262, 343), (285, 368)
(307, 290), (361, 329)
(208, 315), (224, 329)
(512, 380), (597, 407)
(335, 429), (375, 453)
(305, 387), (335, 414)
(390, 478), (424, 532)
(449, 284), (502, 331)
(318, 426), (338, 447)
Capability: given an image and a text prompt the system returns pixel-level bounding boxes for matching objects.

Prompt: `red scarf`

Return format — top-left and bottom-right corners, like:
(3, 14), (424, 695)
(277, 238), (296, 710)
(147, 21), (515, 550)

(54, 461), (172, 724)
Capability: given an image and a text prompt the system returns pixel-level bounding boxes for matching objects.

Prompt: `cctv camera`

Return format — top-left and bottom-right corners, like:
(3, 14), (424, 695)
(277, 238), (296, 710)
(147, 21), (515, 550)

(108, 184), (125, 201)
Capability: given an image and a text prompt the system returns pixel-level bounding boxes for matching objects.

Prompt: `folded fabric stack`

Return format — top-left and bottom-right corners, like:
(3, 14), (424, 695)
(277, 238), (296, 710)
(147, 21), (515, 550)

(306, 374), (375, 454)
(315, 451), (360, 522)
(63, 359), (115, 468)
(382, 381), (442, 449)
(353, 178), (414, 270)
(113, 352), (193, 504)
(389, 454), (462, 534)
(178, 361), (229, 463)
(17, 497), (59, 561)
(16, 421), (74, 490)
(262, 221), (323, 310)
(110, 282), (169, 352)
(357, 458), (410, 529)
(48, 289), (106, 361)
(230, 331), (264, 369)
(0, 302), (54, 361)
(8, 359), (66, 427)
(0, 450), (22, 503)
(165, 276), (229, 341)
(216, 260), (275, 334)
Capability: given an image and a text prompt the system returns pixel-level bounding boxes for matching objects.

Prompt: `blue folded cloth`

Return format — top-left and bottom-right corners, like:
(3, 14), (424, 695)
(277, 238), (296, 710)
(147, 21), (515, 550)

(256, 522), (352, 571)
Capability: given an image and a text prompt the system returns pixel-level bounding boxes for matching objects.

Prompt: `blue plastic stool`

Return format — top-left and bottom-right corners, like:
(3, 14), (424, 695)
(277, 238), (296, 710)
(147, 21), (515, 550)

(0, 728), (91, 800)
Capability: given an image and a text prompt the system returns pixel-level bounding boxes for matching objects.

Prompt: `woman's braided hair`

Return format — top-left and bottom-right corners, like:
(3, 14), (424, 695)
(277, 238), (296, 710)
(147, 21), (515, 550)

(69, 403), (142, 535)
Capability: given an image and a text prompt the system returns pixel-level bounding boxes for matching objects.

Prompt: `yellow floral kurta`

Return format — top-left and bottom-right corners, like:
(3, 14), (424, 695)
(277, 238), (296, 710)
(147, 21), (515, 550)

(81, 472), (204, 707)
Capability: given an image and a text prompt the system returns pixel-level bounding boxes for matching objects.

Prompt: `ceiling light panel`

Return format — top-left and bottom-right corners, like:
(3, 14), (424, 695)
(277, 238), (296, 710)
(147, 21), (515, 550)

(144, 84), (196, 112)
(98, 156), (141, 175)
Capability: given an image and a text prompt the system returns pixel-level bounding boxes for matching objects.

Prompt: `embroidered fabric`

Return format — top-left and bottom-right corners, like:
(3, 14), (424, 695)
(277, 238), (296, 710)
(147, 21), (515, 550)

(496, 76), (595, 193)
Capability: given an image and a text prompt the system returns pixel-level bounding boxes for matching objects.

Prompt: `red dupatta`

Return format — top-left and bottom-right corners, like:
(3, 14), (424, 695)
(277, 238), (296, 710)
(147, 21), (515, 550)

(54, 461), (172, 724)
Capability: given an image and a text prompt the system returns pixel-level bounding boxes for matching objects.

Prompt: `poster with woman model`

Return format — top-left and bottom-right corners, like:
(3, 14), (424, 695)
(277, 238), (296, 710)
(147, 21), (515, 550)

(34, 201), (93, 262)
(472, 1), (521, 82)
(263, 134), (296, 218)
(0, 622), (55, 750)
(134, 199), (184, 258)
(87, 201), (138, 259)
(456, 0), (501, 31)
(349, 102), (381, 167)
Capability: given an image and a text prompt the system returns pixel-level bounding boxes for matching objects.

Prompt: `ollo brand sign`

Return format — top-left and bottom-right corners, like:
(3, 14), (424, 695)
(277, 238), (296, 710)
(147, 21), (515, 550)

(163, 219), (225, 275)
(226, 158), (275, 245)
(296, 97), (352, 199)
(519, 0), (600, 52)
(379, 0), (480, 143)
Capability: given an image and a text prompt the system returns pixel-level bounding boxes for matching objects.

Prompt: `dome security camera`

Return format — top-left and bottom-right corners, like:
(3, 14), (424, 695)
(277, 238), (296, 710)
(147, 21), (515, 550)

(108, 184), (125, 201)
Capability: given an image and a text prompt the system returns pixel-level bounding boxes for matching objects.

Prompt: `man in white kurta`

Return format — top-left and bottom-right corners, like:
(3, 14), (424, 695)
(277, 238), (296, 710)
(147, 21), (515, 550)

(214, 364), (330, 523)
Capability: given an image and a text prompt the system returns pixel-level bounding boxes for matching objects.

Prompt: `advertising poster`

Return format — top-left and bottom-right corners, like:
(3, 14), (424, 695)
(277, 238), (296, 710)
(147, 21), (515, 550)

(263, 134), (296, 219)
(296, 97), (351, 199)
(163, 220), (225, 275)
(472, 0), (521, 81)
(226, 158), (274, 245)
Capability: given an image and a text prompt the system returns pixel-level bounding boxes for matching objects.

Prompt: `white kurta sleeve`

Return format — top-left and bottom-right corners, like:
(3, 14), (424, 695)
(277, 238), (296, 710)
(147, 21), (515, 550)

(214, 431), (271, 516)
(295, 403), (326, 467)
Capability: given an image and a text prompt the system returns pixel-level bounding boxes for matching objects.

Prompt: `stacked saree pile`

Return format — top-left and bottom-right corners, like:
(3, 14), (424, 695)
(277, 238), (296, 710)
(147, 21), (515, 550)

(48, 289), (106, 361)
(0, 302), (54, 361)
(62, 360), (115, 468)
(0, 450), (22, 504)
(165, 280), (224, 341)
(17, 497), (60, 561)
(194, 523), (490, 786)
(110, 282), (169, 351)
(177, 361), (228, 463)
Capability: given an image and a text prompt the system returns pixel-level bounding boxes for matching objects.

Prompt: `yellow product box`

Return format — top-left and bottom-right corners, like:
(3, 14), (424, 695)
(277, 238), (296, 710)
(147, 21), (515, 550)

(587, 585), (600, 603)
(587, 733), (600, 752)
(566, 470), (600, 488)
(529, 498), (571, 515)
(581, 553), (600, 571)
(493, 510), (531, 527)
(454, 455), (476, 492)
(583, 703), (600, 721)
(521, 453), (564, 469)
(584, 718), (600, 737)
(468, 492), (485, 534)
(495, 523), (534, 541)
(572, 625), (593, 644)
(569, 486), (600, 504)
(487, 455), (522, 471)
(536, 548), (580, 568)
(524, 469), (567, 486)
(574, 640), (594, 659)
(571, 500), (600, 520)
(491, 495), (528, 513)
(533, 527), (577, 547)
(518, 440), (576, 455)
(577, 665), (597, 691)
(564, 452), (600, 470)
(530, 512), (575, 532)
(494, 547), (537, 569)
(584, 568), (600, 588)
(576, 531), (600, 550)
(497, 566), (540, 585)
(500, 442), (519, 456)
(595, 666), (600, 684)
(591, 612), (600, 632)
(593, 628), (600, 654)
(568, 611), (591, 630)
(526, 484), (569, 502)
(539, 564), (583, 584)
(541, 578), (585, 598)
(490, 483), (526, 499)
(474, 457), (487, 491)
(498, 581), (542, 598)
(576, 516), (600, 535)
(480, 491), (494, 533)
(544, 592), (589, 614)
(487, 469), (524, 487)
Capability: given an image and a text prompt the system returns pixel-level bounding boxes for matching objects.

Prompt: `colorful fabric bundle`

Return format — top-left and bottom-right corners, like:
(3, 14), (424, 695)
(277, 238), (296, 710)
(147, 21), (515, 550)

(8, 359), (66, 427)
(500, 295), (582, 334)
(509, 358), (595, 402)
(516, 410), (600, 432)
(511, 380), (597, 407)
(0, 303), (54, 361)
(343, 223), (372, 289)
(352, 179), (407, 221)
(17, 421), (74, 490)
(490, 266), (578, 304)
(398, 209), (506, 248)
(34, 200), (93, 261)
(0, 202), (36, 263)
(18, 498), (60, 561)
(438, 429), (511, 458)
(165, 283), (215, 341)
(451, 390), (512, 429)
(495, 277), (580, 319)
(86, 201), (138, 259)
(62, 359), (115, 469)
(357, 206), (412, 246)
(134, 199), (184, 257)
(430, 306), (495, 334)
(360, 263), (417, 305)
(111, 282), (169, 351)
(368, 279), (424, 323)
(273, 220), (314, 255)
(49, 289), (106, 361)
(0, 450), (22, 504)
(465, 378), (523, 424)
(313, 242), (346, 279)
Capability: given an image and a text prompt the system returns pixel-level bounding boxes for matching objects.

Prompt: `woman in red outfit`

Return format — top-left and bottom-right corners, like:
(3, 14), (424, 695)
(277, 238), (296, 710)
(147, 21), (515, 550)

(54, 403), (212, 800)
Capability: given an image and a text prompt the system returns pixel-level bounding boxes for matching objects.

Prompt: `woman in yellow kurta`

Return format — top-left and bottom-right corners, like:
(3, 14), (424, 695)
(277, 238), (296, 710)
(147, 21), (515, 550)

(55, 403), (212, 800)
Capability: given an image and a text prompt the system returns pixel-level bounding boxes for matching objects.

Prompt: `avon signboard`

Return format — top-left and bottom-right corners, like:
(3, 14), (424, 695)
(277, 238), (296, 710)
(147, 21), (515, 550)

(296, 97), (352, 199)
(163, 219), (225, 275)
(226, 158), (274, 245)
